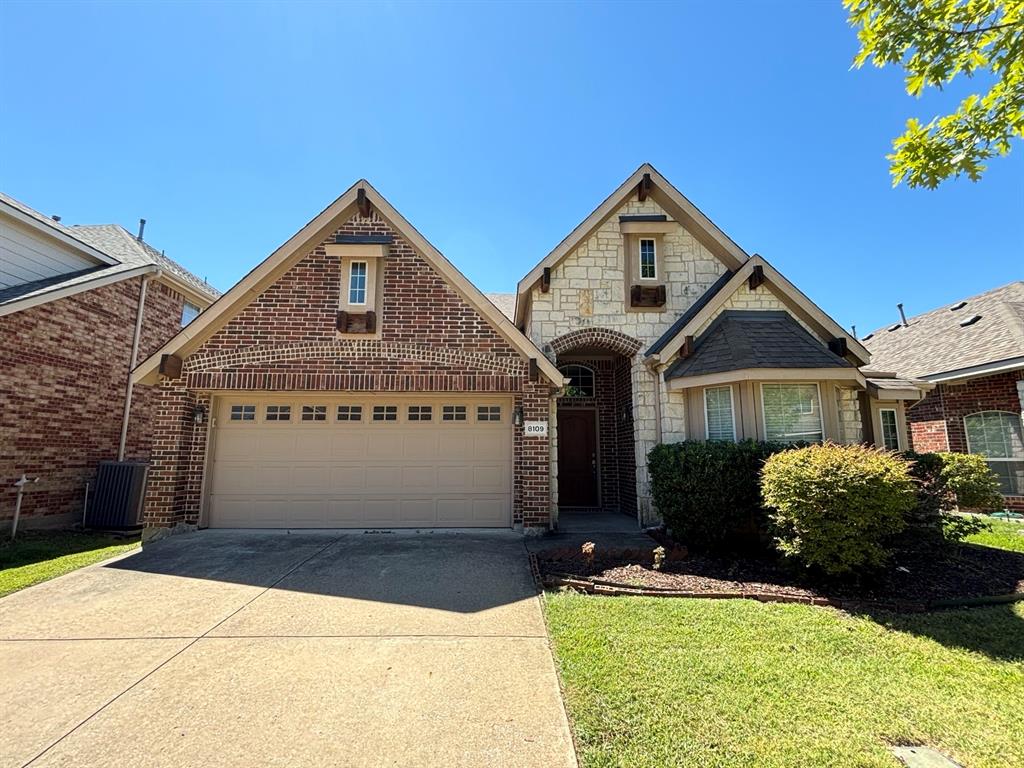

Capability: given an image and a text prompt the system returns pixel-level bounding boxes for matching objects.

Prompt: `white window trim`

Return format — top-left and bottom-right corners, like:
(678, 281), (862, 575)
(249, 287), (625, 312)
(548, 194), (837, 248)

(348, 261), (368, 306)
(964, 410), (1024, 463)
(878, 408), (901, 450)
(704, 385), (736, 441)
(638, 238), (657, 281)
(759, 382), (825, 442)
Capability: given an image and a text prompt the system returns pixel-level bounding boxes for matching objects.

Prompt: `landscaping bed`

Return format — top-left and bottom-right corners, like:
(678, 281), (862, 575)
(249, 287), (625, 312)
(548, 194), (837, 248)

(537, 539), (1024, 610)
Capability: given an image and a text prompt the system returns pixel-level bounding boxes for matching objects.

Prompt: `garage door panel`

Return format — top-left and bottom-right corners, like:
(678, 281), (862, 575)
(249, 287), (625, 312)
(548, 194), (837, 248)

(209, 397), (512, 528)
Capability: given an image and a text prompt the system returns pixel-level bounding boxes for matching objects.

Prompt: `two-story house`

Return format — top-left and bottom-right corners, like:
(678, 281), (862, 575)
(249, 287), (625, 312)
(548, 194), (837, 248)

(129, 165), (928, 537)
(1, 192), (219, 528)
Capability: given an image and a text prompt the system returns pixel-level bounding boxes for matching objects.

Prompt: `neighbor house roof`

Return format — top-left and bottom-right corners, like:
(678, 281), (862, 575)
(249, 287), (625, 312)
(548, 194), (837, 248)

(73, 224), (219, 304)
(132, 179), (567, 387)
(861, 281), (1024, 381)
(664, 311), (852, 381)
(0, 193), (219, 316)
(485, 292), (516, 321)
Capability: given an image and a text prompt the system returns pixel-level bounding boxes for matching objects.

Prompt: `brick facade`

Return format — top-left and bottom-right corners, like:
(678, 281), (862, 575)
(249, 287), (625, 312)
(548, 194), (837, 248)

(144, 210), (556, 531)
(907, 369), (1024, 510)
(1, 278), (186, 526)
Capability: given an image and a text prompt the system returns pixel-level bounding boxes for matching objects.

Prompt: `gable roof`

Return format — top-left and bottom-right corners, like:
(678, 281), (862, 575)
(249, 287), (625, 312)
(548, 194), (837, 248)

(0, 191), (118, 267)
(514, 163), (750, 325)
(861, 281), (1024, 381)
(132, 180), (566, 387)
(664, 311), (852, 381)
(0, 192), (218, 316)
(646, 254), (871, 367)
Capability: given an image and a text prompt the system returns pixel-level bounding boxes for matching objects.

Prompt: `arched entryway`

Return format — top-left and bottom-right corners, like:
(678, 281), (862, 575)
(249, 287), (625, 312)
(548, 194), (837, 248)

(550, 328), (642, 525)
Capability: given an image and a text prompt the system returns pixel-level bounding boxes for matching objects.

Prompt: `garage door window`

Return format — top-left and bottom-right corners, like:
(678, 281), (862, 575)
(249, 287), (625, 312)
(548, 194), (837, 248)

(230, 405), (256, 421)
(477, 405), (501, 422)
(443, 405), (467, 421)
(266, 405), (291, 422)
(373, 405), (398, 422)
(301, 405), (327, 422)
(408, 405), (433, 421)
(337, 405), (362, 421)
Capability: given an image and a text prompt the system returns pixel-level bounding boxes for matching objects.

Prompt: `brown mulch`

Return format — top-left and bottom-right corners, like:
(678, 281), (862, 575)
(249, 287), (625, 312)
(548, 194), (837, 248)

(538, 542), (1024, 607)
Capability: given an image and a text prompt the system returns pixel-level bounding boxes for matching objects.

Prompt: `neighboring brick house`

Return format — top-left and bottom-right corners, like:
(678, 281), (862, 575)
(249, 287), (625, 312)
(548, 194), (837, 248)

(862, 282), (1024, 511)
(0, 192), (218, 528)
(132, 165), (929, 537)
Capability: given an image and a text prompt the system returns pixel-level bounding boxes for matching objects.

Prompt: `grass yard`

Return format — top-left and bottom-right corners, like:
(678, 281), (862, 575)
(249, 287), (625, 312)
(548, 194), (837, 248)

(0, 531), (141, 597)
(545, 593), (1024, 768)
(968, 518), (1024, 553)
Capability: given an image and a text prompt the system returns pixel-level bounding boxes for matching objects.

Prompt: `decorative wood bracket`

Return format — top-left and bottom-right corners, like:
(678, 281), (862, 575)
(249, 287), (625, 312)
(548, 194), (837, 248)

(159, 353), (183, 379)
(630, 284), (666, 308)
(337, 310), (376, 334)
(680, 335), (695, 359)
(748, 264), (765, 291)
(638, 172), (652, 202)
(357, 188), (371, 218)
(541, 267), (551, 293)
(828, 337), (849, 358)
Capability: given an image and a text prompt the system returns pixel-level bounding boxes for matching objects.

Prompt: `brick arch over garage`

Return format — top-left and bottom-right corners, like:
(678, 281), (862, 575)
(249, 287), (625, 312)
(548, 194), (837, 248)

(549, 328), (643, 358)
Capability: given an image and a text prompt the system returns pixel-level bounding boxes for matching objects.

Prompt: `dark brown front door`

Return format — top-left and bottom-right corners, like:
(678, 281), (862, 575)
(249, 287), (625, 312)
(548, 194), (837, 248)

(557, 409), (598, 507)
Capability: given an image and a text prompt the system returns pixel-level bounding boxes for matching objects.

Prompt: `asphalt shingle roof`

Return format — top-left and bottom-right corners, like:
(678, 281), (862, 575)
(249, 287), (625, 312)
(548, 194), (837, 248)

(0, 191), (219, 309)
(664, 310), (851, 381)
(72, 224), (218, 301)
(485, 292), (516, 321)
(861, 282), (1024, 379)
(646, 270), (735, 356)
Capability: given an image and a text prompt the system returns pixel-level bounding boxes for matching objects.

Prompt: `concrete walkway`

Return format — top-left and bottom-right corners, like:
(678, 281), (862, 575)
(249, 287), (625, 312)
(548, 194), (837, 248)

(0, 530), (577, 768)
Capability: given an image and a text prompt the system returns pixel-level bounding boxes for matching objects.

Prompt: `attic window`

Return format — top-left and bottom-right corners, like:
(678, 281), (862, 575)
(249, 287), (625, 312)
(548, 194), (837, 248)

(181, 302), (200, 327)
(949, 301), (967, 311)
(959, 314), (982, 327)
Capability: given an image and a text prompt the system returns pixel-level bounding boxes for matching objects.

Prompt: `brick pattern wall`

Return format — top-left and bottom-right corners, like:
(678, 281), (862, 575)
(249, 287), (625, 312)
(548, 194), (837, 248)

(0, 276), (185, 526)
(145, 210), (555, 530)
(908, 369), (1024, 510)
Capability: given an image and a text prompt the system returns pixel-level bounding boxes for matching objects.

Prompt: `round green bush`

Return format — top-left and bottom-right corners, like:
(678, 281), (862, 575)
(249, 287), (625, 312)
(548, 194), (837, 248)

(760, 443), (914, 576)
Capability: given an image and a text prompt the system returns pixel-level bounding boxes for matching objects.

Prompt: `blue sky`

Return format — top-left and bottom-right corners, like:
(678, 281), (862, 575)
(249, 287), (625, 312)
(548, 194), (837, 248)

(1, 1), (1020, 336)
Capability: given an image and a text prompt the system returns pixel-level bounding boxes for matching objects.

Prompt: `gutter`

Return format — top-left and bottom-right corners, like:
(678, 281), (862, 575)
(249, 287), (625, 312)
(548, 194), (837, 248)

(118, 269), (161, 460)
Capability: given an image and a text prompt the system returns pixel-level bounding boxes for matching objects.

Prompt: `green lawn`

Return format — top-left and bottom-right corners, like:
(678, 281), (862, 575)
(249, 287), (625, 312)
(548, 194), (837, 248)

(545, 593), (1024, 768)
(968, 519), (1024, 553)
(0, 531), (141, 597)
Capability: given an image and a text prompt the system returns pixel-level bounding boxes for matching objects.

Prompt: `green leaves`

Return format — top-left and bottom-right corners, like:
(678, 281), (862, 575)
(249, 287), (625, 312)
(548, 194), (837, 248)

(845, 0), (1024, 187)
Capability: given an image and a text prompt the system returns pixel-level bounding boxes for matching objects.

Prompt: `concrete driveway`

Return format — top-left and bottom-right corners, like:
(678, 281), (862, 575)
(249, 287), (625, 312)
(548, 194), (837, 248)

(0, 530), (577, 768)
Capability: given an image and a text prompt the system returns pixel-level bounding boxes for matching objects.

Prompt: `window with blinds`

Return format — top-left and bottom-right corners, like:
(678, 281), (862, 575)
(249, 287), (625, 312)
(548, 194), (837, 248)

(761, 383), (823, 443)
(965, 411), (1024, 495)
(704, 386), (735, 441)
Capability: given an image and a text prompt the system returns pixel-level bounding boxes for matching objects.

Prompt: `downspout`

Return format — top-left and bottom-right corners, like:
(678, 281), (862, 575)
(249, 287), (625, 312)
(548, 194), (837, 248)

(646, 359), (664, 444)
(118, 270), (161, 461)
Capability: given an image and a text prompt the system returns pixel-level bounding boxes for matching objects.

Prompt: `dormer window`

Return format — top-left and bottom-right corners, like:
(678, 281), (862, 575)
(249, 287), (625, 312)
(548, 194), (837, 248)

(348, 262), (367, 305)
(639, 239), (657, 280)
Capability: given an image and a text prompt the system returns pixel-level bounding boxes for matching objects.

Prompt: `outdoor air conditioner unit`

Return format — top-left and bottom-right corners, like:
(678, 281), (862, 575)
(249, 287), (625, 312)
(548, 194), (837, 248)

(86, 461), (149, 530)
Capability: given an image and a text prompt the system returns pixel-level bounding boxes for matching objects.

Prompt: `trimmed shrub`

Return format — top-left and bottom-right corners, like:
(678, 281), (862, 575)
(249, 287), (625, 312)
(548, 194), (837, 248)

(648, 440), (789, 551)
(761, 443), (914, 576)
(902, 451), (1002, 544)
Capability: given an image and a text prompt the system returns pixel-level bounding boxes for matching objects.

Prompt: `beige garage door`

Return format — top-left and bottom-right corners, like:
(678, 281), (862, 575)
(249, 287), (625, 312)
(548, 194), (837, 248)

(207, 396), (513, 528)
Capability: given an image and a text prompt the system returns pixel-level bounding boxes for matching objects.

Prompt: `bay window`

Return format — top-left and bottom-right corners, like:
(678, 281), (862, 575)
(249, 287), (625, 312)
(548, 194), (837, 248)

(704, 386), (736, 441)
(761, 383), (823, 443)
